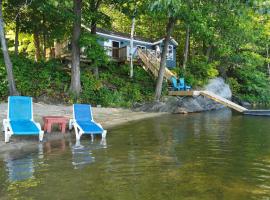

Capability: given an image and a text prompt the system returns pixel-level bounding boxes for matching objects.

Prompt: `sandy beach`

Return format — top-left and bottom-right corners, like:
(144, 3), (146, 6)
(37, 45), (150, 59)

(0, 102), (166, 154)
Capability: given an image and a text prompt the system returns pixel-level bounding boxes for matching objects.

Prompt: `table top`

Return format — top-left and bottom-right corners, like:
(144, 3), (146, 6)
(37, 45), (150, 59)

(43, 116), (69, 120)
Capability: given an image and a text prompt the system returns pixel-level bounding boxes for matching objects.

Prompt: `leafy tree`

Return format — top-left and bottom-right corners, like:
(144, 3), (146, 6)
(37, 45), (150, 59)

(150, 0), (181, 101)
(0, 0), (19, 95)
(80, 32), (109, 77)
(70, 0), (82, 97)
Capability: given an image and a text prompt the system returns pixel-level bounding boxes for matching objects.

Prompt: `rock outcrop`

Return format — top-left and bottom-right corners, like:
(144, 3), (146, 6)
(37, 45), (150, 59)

(135, 77), (232, 113)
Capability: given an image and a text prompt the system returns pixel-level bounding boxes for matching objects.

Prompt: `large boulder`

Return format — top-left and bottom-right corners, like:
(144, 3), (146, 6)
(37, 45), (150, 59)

(135, 77), (232, 113)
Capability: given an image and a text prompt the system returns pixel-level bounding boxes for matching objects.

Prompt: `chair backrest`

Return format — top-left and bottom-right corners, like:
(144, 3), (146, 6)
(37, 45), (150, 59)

(179, 78), (185, 86)
(8, 96), (33, 121)
(171, 77), (178, 88)
(73, 104), (93, 122)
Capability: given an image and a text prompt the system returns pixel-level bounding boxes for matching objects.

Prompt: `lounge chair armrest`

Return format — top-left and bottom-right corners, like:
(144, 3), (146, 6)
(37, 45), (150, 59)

(33, 121), (42, 131)
(96, 123), (102, 128)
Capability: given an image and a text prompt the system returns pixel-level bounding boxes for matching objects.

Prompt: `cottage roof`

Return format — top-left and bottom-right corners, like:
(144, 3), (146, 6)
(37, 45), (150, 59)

(82, 24), (178, 46)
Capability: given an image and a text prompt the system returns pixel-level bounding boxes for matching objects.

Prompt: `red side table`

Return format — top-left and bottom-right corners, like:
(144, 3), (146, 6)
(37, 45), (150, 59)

(43, 116), (69, 133)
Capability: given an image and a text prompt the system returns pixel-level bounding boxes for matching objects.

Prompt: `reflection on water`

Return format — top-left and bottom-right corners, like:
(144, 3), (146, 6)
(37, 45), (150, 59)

(5, 154), (34, 181)
(4, 144), (44, 182)
(3, 138), (108, 182)
(71, 139), (107, 169)
(0, 110), (270, 199)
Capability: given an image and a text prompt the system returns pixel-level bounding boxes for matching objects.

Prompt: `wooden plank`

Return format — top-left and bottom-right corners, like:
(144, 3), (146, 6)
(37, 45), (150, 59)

(200, 91), (248, 112)
(168, 91), (194, 96)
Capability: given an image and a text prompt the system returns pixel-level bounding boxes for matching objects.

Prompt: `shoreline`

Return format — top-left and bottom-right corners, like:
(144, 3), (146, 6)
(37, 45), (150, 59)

(0, 102), (167, 155)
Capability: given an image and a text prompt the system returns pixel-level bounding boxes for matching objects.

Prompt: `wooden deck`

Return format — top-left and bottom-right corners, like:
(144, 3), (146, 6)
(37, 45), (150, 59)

(168, 90), (199, 96)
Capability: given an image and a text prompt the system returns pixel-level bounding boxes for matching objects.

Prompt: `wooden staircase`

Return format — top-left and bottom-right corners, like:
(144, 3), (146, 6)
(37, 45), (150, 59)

(137, 48), (176, 80)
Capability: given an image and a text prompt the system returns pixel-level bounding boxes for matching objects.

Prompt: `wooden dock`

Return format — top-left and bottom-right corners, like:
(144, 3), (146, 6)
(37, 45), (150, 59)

(168, 90), (200, 96)
(243, 110), (270, 116)
(200, 91), (248, 112)
(168, 90), (248, 113)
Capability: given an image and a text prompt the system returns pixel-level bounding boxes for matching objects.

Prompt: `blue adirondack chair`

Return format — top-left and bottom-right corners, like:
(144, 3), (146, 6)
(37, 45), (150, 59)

(3, 96), (44, 143)
(171, 77), (185, 91)
(69, 104), (107, 141)
(179, 78), (192, 91)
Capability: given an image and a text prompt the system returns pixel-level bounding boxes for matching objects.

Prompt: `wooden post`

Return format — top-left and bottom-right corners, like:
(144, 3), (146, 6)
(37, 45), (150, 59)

(183, 24), (190, 69)
(130, 16), (135, 78)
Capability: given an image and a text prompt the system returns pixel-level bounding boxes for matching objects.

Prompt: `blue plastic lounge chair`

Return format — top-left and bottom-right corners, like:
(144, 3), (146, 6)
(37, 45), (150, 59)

(3, 96), (44, 143)
(69, 104), (107, 141)
(179, 78), (192, 91)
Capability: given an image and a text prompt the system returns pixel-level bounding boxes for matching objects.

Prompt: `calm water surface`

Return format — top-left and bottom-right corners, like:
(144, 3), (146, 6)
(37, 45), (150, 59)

(0, 109), (270, 199)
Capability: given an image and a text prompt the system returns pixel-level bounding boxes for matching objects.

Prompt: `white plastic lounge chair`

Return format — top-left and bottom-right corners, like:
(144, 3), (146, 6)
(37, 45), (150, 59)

(3, 96), (44, 143)
(69, 104), (107, 141)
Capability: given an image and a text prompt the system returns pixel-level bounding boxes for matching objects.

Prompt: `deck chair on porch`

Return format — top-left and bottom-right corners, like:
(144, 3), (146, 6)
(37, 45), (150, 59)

(69, 104), (107, 141)
(179, 78), (192, 91)
(3, 96), (44, 143)
(171, 77), (185, 91)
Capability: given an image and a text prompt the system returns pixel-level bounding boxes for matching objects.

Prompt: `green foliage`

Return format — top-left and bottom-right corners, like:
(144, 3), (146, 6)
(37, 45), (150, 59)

(227, 51), (270, 103)
(0, 55), (155, 107)
(79, 64), (155, 107)
(2, 0), (270, 104)
(0, 55), (70, 101)
(80, 33), (109, 68)
(176, 56), (219, 86)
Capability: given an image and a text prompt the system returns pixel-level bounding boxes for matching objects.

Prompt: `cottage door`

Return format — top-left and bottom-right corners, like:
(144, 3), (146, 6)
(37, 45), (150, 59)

(112, 41), (120, 58)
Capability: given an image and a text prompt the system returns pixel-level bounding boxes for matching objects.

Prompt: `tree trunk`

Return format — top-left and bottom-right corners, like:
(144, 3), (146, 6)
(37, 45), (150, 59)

(154, 17), (176, 101)
(33, 31), (41, 62)
(130, 16), (135, 78)
(0, 1), (19, 96)
(182, 24), (190, 69)
(267, 44), (270, 77)
(205, 45), (212, 61)
(90, 0), (101, 34)
(94, 67), (99, 78)
(43, 33), (46, 58)
(69, 0), (82, 97)
(89, 0), (102, 78)
(14, 17), (19, 56)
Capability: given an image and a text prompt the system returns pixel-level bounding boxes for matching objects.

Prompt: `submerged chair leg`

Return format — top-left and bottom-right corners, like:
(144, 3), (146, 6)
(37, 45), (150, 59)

(102, 130), (107, 139)
(69, 119), (73, 130)
(3, 120), (11, 143)
(5, 132), (11, 143)
(39, 131), (44, 142)
(74, 126), (82, 141)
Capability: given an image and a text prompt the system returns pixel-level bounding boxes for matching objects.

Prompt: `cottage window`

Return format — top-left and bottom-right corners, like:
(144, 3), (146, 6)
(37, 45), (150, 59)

(167, 45), (173, 60)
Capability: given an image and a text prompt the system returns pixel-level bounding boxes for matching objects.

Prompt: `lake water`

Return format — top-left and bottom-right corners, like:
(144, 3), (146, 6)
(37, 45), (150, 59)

(0, 109), (270, 199)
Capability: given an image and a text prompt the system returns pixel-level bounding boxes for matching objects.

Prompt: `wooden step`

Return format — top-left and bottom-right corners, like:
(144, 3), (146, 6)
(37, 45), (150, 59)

(137, 48), (176, 80)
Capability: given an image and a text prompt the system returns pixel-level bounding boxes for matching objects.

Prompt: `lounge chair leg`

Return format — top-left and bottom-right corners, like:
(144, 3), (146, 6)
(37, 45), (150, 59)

(102, 130), (107, 139)
(75, 127), (82, 141)
(100, 137), (107, 146)
(69, 119), (73, 130)
(91, 134), (94, 142)
(5, 132), (11, 143)
(39, 131), (44, 142)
